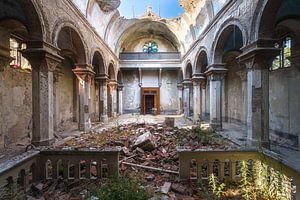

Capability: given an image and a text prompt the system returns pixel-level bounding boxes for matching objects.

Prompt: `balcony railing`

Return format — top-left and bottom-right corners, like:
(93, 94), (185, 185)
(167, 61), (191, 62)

(119, 52), (181, 60)
(178, 147), (300, 200)
(0, 147), (120, 199)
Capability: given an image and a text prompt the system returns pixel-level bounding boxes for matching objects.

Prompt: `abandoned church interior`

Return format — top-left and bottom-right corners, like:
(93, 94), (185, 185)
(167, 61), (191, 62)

(0, 0), (300, 199)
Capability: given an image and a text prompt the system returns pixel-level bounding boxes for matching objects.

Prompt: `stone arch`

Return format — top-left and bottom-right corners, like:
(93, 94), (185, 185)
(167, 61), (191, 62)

(211, 18), (247, 63)
(194, 47), (209, 74)
(91, 49), (106, 75)
(0, 0), (44, 41)
(108, 63), (116, 80)
(250, 0), (282, 41)
(185, 62), (193, 79)
(117, 70), (123, 84)
(52, 19), (88, 63)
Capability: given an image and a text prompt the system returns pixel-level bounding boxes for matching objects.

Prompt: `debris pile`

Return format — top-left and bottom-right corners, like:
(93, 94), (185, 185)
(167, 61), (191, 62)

(26, 120), (236, 199)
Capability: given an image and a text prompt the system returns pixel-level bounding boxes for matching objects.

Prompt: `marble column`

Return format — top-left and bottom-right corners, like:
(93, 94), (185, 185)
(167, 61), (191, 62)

(200, 80), (207, 120)
(108, 80), (118, 118)
(183, 79), (192, 117)
(177, 83), (183, 114)
(118, 84), (124, 115)
(96, 75), (109, 123)
(192, 74), (206, 122)
(22, 42), (63, 146)
(206, 64), (227, 131)
(236, 70), (248, 124)
(238, 39), (280, 148)
(73, 64), (95, 131)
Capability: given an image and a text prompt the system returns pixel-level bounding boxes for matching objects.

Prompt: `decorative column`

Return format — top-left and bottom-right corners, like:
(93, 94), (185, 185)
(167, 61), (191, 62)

(96, 75), (109, 123)
(192, 74), (205, 122)
(200, 80), (207, 120)
(73, 64), (95, 131)
(53, 66), (63, 131)
(236, 70), (248, 124)
(22, 41), (63, 146)
(177, 83), (183, 114)
(108, 80), (118, 118)
(183, 79), (192, 117)
(118, 84), (124, 115)
(205, 64), (227, 131)
(238, 39), (280, 148)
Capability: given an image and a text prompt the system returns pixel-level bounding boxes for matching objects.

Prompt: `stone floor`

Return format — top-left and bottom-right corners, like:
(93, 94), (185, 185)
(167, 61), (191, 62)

(1, 114), (299, 174)
(219, 122), (300, 173)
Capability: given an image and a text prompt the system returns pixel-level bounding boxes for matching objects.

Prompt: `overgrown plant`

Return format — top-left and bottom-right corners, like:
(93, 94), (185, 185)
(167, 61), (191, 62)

(87, 177), (151, 200)
(240, 160), (253, 200)
(209, 173), (225, 199)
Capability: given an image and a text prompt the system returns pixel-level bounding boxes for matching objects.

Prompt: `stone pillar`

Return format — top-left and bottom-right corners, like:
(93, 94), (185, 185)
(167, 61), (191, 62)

(108, 80), (118, 118)
(206, 64), (227, 131)
(200, 81), (207, 119)
(118, 84), (124, 115)
(96, 75), (109, 123)
(238, 39), (280, 148)
(236, 70), (248, 124)
(73, 64), (95, 131)
(192, 74), (205, 122)
(22, 42), (63, 146)
(183, 79), (192, 117)
(177, 83), (183, 114)
(53, 66), (63, 131)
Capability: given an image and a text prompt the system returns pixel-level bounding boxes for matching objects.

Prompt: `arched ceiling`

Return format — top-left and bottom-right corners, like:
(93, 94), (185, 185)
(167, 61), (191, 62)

(116, 20), (180, 53)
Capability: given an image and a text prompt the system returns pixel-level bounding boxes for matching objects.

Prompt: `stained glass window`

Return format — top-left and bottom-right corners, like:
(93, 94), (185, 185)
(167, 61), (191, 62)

(10, 38), (31, 71)
(143, 41), (158, 53)
(271, 36), (292, 70)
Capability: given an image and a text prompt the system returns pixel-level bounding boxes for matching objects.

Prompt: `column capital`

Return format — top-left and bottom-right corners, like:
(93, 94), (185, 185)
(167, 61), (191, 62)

(182, 79), (192, 87)
(73, 64), (96, 81)
(118, 83), (124, 91)
(177, 83), (183, 90)
(192, 73), (206, 86)
(22, 41), (63, 72)
(237, 39), (281, 69)
(205, 64), (227, 81)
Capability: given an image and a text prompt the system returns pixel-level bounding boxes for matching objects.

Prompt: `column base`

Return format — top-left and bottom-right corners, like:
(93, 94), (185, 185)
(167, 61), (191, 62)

(100, 115), (108, 123)
(31, 138), (55, 146)
(210, 122), (222, 131)
(79, 122), (91, 132)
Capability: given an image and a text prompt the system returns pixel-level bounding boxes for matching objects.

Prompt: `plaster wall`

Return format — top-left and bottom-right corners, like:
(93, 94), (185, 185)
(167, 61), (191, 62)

(0, 67), (32, 146)
(269, 67), (300, 148)
(160, 70), (178, 114)
(56, 65), (76, 129)
(142, 70), (159, 87)
(122, 69), (141, 113)
(222, 61), (246, 124)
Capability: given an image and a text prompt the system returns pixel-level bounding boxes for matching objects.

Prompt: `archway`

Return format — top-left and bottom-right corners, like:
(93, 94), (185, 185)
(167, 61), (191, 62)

(54, 26), (87, 131)
(183, 63), (193, 117)
(257, 0), (300, 148)
(0, 0), (43, 147)
(213, 24), (245, 129)
(195, 50), (209, 120)
(91, 51), (105, 122)
(107, 63), (116, 118)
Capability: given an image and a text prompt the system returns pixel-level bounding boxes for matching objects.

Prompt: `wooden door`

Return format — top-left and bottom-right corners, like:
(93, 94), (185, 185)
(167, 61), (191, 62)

(141, 87), (160, 115)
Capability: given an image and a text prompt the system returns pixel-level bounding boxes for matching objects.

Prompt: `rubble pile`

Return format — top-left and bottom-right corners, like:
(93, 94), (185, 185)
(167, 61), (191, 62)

(26, 120), (236, 199)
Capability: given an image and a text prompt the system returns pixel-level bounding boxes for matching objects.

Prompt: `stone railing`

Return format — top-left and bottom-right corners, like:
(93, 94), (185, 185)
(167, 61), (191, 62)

(0, 147), (120, 198)
(178, 147), (300, 200)
(119, 52), (181, 60)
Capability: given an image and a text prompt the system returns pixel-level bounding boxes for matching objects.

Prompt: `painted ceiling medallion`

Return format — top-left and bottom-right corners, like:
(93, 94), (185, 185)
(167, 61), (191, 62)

(96, 0), (121, 12)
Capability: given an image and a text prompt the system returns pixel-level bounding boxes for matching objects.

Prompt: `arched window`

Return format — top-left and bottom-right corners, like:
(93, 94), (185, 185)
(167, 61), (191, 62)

(9, 37), (31, 71)
(271, 36), (292, 70)
(143, 41), (158, 53)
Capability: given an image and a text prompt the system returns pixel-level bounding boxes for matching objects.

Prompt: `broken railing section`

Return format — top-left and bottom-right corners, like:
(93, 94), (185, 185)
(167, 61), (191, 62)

(39, 147), (120, 180)
(178, 148), (300, 200)
(0, 147), (121, 197)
